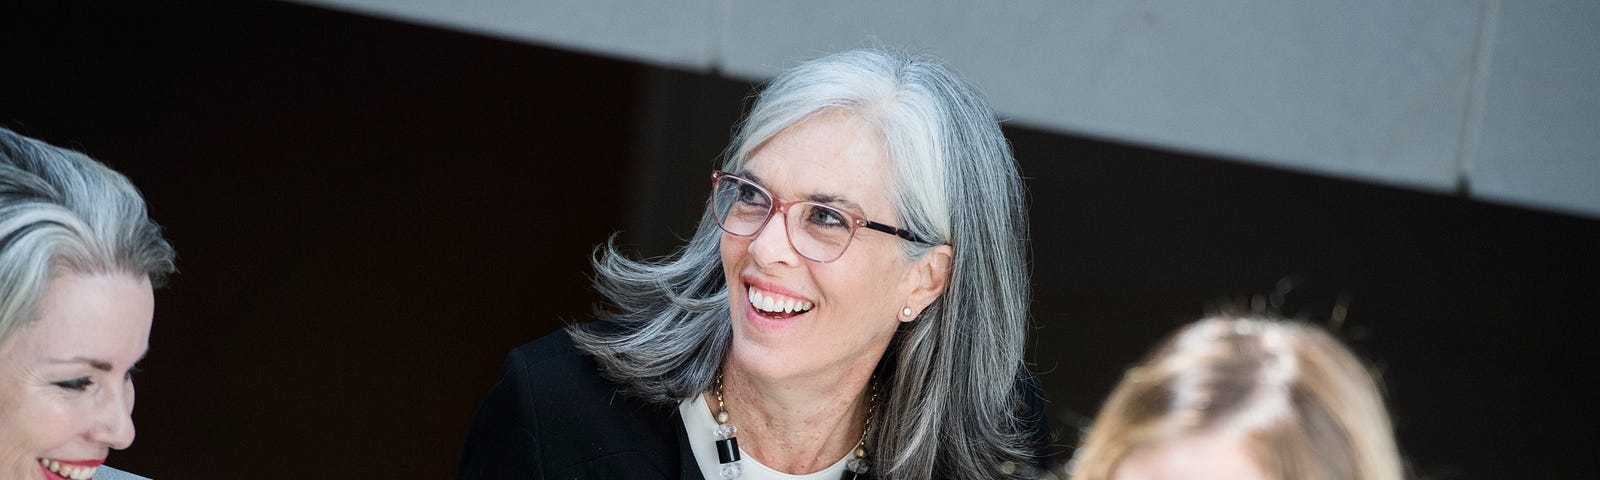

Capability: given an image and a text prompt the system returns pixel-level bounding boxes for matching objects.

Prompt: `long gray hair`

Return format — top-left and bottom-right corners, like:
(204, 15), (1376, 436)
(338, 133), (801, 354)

(570, 48), (1037, 478)
(0, 127), (175, 347)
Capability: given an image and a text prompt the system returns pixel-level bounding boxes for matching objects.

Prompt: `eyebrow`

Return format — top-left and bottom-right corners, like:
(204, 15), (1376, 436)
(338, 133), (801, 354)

(807, 193), (865, 215)
(48, 351), (146, 372)
(733, 169), (868, 216)
(49, 357), (114, 371)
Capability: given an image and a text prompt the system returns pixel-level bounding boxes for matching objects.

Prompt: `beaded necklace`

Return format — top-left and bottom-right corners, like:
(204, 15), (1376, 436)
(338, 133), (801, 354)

(712, 374), (877, 480)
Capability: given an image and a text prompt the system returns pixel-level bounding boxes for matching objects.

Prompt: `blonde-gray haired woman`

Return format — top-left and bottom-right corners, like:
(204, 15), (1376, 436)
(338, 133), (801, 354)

(1069, 317), (1404, 480)
(0, 127), (174, 480)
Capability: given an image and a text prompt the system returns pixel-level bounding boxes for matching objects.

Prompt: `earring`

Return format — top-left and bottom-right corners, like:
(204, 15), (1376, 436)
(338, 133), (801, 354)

(902, 307), (914, 318)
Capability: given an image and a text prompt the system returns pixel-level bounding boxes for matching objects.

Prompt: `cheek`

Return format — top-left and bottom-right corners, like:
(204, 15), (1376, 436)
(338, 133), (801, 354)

(817, 259), (903, 317)
(718, 236), (745, 270)
(0, 389), (75, 454)
(719, 237), (748, 312)
(125, 381), (137, 413)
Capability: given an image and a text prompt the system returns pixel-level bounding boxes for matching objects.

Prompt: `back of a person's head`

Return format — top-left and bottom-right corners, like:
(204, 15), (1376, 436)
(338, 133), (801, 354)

(1070, 317), (1403, 480)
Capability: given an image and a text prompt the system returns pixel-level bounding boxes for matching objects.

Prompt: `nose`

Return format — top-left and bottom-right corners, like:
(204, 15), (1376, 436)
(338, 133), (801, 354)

(747, 207), (801, 267)
(90, 379), (137, 449)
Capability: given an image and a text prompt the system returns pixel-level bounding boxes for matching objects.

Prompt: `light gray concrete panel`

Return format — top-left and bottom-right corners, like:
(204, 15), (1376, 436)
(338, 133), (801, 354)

(289, 0), (719, 70)
(719, 1), (1484, 192)
(1469, 1), (1600, 218)
(282, 0), (1599, 219)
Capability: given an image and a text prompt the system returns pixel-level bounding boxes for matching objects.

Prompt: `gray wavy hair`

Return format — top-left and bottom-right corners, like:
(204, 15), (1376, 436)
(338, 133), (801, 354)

(570, 48), (1037, 478)
(0, 127), (175, 347)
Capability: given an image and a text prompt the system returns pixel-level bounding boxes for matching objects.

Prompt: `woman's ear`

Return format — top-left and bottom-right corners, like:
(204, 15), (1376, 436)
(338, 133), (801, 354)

(901, 244), (954, 321)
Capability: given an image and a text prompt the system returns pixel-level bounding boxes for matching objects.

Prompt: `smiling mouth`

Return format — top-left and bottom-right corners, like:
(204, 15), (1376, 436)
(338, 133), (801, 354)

(38, 458), (98, 480)
(747, 285), (814, 319)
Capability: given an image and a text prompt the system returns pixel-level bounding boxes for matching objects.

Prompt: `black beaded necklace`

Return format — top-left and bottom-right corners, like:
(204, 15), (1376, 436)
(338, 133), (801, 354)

(712, 374), (877, 480)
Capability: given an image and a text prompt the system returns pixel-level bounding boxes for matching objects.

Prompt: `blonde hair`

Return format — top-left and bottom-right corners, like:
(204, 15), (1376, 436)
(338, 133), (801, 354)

(1070, 317), (1402, 480)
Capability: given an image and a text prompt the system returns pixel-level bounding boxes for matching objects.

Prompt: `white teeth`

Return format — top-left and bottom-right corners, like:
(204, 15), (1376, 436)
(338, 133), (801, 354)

(37, 459), (96, 479)
(747, 286), (813, 314)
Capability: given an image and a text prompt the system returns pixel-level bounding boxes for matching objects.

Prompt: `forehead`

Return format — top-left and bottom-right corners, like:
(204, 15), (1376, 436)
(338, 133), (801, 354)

(742, 111), (894, 211)
(1115, 432), (1269, 480)
(12, 272), (154, 362)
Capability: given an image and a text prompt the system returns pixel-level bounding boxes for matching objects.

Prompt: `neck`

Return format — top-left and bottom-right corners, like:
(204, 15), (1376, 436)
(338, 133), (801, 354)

(713, 362), (875, 474)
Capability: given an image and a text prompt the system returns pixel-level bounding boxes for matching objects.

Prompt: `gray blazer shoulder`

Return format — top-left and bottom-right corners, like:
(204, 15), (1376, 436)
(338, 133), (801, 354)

(95, 466), (152, 480)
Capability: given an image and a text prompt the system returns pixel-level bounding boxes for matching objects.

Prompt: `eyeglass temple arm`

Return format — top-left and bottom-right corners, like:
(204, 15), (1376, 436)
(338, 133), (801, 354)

(863, 221), (931, 245)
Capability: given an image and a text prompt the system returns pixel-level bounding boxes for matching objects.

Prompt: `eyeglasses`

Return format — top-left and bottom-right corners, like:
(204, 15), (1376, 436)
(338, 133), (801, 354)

(710, 170), (929, 263)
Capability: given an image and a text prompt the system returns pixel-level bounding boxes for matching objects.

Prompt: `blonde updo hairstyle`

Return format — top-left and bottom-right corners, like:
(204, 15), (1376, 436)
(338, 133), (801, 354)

(1070, 317), (1403, 480)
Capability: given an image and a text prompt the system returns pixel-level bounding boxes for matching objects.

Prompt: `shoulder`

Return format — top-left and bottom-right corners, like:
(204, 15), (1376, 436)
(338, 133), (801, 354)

(500, 324), (638, 394)
(92, 466), (151, 480)
(507, 326), (587, 367)
(503, 328), (588, 377)
(461, 325), (692, 478)
(497, 325), (634, 407)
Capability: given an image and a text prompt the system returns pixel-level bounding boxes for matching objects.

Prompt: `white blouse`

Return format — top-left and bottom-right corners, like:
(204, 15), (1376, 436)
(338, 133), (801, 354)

(679, 394), (852, 480)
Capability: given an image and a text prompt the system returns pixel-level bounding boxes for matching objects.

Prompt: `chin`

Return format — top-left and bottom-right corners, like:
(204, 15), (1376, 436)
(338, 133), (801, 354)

(727, 329), (814, 380)
(3, 460), (37, 480)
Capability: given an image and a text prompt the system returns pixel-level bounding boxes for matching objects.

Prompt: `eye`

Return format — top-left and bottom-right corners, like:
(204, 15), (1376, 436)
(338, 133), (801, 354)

(805, 205), (850, 229)
(125, 364), (143, 382)
(736, 183), (769, 207)
(53, 377), (94, 392)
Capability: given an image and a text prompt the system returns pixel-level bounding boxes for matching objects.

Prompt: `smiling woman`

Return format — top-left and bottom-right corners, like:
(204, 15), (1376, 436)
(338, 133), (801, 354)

(459, 48), (1049, 479)
(0, 128), (175, 480)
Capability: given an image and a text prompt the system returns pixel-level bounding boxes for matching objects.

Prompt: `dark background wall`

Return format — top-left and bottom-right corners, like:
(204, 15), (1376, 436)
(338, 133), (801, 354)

(3, 2), (1595, 478)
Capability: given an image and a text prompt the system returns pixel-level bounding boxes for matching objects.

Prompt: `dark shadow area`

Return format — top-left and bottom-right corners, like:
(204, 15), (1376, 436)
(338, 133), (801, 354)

(4, 2), (640, 477)
(3, 2), (1595, 478)
(1008, 127), (1600, 479)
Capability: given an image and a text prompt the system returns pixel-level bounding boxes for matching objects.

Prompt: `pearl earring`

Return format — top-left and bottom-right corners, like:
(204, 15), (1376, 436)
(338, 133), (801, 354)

(902, 307), (914, 317)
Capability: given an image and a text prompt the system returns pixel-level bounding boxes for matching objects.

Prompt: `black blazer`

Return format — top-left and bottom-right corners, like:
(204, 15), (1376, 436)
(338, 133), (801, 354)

(457, 329), (700, 479)
(457, 328), (1054, 479)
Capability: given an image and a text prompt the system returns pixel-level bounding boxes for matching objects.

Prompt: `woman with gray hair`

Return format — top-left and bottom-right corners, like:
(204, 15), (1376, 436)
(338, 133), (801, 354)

(0, 127), (174, 480)
(459, 48), (1050, 479)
